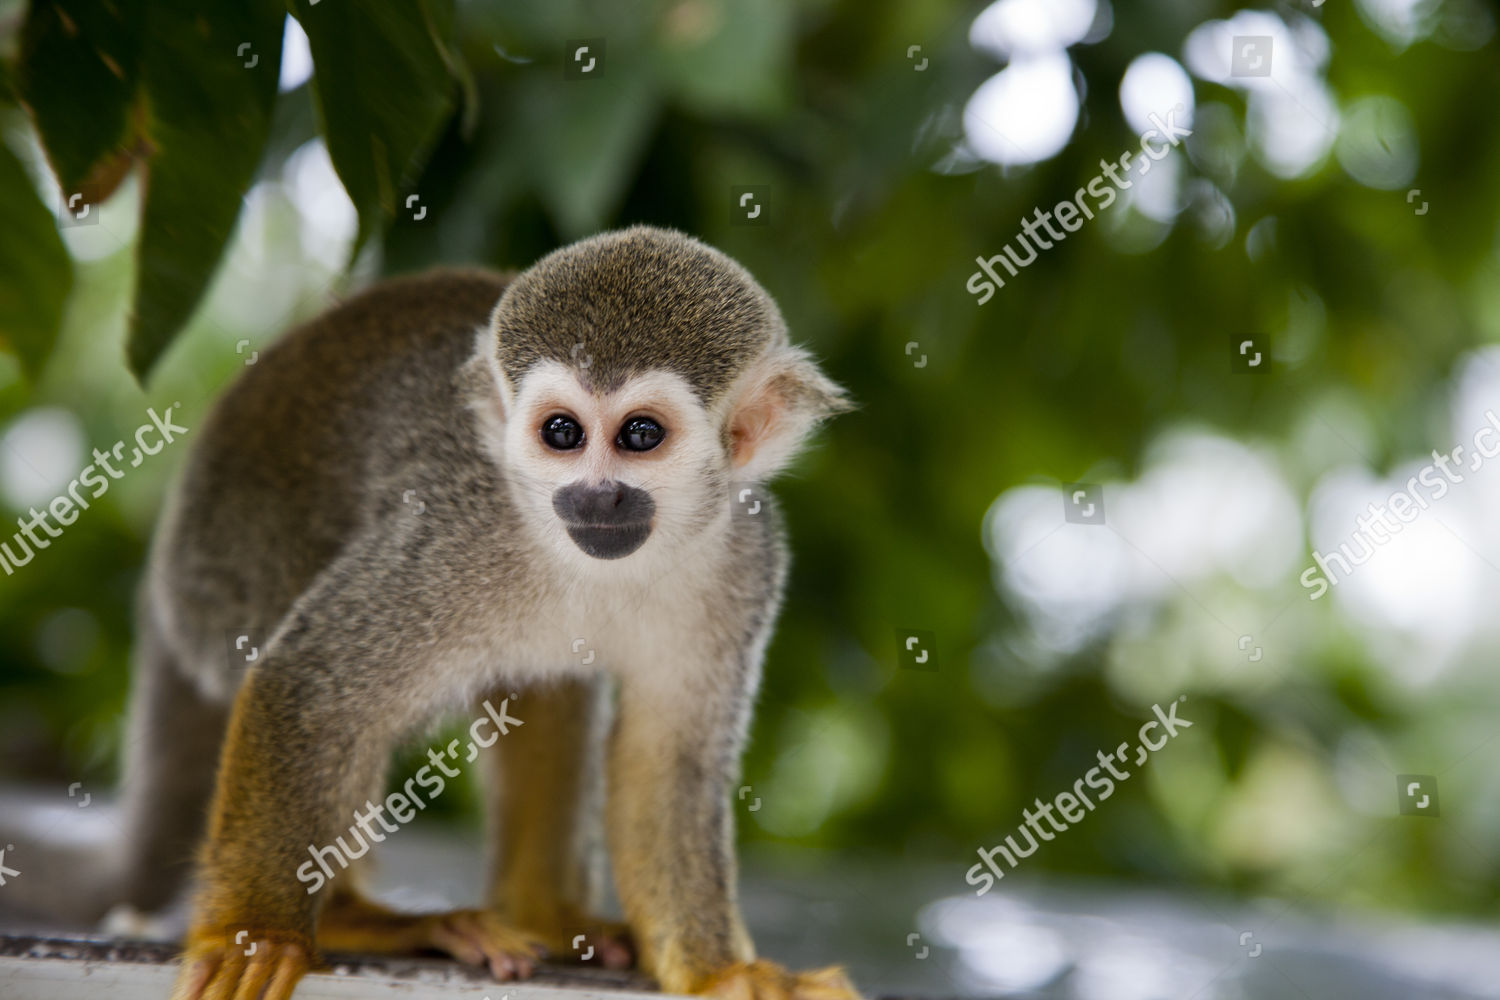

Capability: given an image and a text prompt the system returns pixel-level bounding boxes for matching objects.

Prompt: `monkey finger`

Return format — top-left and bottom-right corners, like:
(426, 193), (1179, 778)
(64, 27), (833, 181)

(262, 945), (311, 1000)
(199, 950), (248, 1000)
(461, 930), (529, 982)
(490, 952), (535, 982)
(495, 940), (538, 980)
(169, 952), (219, 1000)
(229, 954), (275, 1000)
(437, 911), (541, 980)
(427, 920), (488, 968)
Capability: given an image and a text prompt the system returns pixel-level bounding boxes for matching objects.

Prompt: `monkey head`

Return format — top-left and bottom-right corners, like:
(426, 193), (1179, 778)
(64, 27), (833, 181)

(478, 226), (849, 565)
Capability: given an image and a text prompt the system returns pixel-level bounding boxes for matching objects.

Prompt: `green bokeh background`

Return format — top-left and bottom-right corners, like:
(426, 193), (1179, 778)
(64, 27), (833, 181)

(1, 0), (1497, 923)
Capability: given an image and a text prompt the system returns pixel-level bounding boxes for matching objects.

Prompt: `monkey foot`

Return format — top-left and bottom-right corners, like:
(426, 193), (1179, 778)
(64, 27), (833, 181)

(317, 890), (547, 980)
(694, 960), (862, 1000)
(416, 909), (548, 980)
(171, 932), (311, 1000)
(507, 909), (633, 969)
(556, 917), (634, 970)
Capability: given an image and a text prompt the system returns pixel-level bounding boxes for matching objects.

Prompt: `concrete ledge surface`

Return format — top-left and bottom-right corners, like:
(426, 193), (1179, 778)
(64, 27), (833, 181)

(0, 935), (674, 1000)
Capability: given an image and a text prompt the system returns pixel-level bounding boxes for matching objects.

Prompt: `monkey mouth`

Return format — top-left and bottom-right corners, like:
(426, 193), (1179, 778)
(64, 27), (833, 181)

(564, 522), (652, 559)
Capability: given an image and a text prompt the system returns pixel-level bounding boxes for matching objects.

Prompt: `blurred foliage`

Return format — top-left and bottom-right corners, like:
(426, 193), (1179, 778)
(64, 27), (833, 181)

(1, 0), (1499, 923)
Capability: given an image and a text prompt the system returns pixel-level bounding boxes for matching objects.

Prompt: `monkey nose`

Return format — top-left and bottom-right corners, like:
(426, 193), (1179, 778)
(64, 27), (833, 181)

(552, 482), (655, 559)
(553, 481), (653, 525)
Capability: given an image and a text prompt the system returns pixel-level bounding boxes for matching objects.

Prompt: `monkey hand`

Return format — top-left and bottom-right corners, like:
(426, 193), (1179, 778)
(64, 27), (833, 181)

(170, 928), (311, 1000)
(693, 960), (862, 1000)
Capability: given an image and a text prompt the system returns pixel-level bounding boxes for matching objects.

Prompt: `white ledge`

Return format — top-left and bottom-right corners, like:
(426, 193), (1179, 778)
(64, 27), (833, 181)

(0, 936), (675, 1000)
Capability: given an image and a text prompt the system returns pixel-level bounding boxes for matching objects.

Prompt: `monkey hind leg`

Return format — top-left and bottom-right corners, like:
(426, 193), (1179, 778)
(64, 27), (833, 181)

(478, 677), (633, 969)
(316, 884), (547, 981)
(0, 605), (230, 926)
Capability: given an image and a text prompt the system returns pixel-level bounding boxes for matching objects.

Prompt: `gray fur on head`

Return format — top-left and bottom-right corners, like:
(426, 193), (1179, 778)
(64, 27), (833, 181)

(491, 225), (785, 404)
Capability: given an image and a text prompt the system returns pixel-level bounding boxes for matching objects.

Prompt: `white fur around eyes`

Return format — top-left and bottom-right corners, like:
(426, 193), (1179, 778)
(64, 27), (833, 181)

(465, 348), (733, 583)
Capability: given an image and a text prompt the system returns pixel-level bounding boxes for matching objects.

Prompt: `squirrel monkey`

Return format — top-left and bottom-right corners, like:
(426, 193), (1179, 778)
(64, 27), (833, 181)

(50, 227), (853, 998)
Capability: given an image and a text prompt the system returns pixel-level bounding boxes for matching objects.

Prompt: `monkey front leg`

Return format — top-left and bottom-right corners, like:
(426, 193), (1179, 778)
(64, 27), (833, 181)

(172, 667), (389, 1000)
(607, 673), (860, 1000)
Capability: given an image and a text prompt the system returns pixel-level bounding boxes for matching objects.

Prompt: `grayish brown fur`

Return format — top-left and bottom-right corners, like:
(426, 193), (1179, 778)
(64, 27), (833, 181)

(1, 226), (852, 998)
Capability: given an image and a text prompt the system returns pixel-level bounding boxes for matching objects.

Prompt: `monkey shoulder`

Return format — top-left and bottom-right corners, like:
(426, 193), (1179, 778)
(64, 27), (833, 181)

(156, 271), (517, 620)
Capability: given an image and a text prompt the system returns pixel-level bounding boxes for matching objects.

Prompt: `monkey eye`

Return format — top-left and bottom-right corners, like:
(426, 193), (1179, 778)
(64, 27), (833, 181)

(618, 416), (665, 452)
(541, 414), (585, 451)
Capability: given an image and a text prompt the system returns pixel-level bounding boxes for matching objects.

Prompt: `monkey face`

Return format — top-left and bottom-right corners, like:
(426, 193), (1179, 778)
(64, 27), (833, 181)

(494, 362), (731, 565)
(476, 228), (852, 571)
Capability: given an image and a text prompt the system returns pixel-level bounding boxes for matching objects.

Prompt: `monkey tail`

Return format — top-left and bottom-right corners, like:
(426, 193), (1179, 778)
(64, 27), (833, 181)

(0, 594), (230, 929)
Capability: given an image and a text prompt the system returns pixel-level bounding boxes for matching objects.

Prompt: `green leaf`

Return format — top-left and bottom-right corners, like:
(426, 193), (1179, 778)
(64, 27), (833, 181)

(126, 0), (283, 378)
(518, 65), (660, 238)
(655, 0), (793, 117)
(0, 139), (73, 377)
(289, 0), (461, 255)
(18, 0), (144, 197)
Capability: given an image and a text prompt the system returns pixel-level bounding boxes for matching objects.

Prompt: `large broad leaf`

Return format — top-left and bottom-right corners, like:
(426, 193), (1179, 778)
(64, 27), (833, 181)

(126, 0), (283, 378)
(289, 0), (460, 256)
(0, 140), (73, 376)
(18, 0), (144, 199)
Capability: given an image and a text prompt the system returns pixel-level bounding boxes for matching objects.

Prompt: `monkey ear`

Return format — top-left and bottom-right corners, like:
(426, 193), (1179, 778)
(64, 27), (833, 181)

(726, 345), (851, 481)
